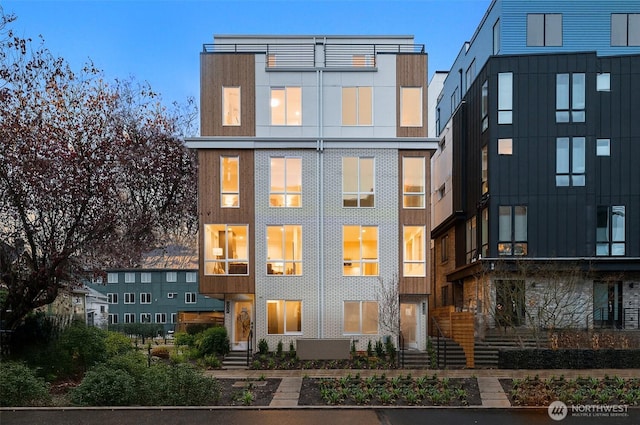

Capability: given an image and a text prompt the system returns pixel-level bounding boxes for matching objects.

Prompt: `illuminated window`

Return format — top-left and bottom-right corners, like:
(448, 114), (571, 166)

(498, 206), (528, 256)
(344, 301), (378, 335)
(400, 87), (422, 127)
(342, 87), (372, 125)
(267, 300), (302, 334)
(481, 146), (488, 194)
(498, 138), (513, 155)
(221, 156), (239, 208)
(342, 157), (375, 208)
(343, 225), (378, 276)
(270, 157), (302, 207)
(204, 224), (249, 275)
(403, 226), (426, 277)
(271, 87), (301, 125)
(266, 225), (302, 276)
(222, 87), (240, 126)
(403, 157), (425, 208)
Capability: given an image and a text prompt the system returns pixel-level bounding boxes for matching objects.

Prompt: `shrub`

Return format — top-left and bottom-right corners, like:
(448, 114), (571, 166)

(0, 362), (51, 407)
(70, 364), (137, 406)
(174, 332), (195, 347)
(258, 338), (269, 354)
(195, 326), (230, 356)
(367, 340), (374, 357)
(186, 323), (211, 335)
(276, 340), (284, 357)
(151, 347), (170, 359)
(201, 354), (222, 369)
(385, 339), (397, 360)
(105, 331), (134, 357)
(52, 321), (107, 378)
(152, 364), (221, 405)
(374, 340), (385, 357)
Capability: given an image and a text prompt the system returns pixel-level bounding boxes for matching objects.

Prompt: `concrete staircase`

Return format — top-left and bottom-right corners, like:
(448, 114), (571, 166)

(222, 350), (251, 369)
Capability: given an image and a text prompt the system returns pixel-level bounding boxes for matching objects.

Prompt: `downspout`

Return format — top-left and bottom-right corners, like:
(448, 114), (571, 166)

(316, 40), (325, 338)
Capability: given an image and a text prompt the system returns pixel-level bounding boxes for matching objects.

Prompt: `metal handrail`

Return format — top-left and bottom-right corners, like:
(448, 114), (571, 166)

(431, 318), (447, 369)
(246, 323), (253, 367)
(398, 331), (405, 368)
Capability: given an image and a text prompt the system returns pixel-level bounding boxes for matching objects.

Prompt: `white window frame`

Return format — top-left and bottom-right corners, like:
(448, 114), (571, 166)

(166, 271), (177, 282)
(402, 156), (425, 209)
(266, 300), (303, 335)
(124, 292), (135, 304)
(220, 156), (240, 208)
(185, 292), (197, 304)
(343, 301), (379, 335)
(266, 225), (303, 276)
(269, 157), (302, 208)
(342, 157), (375, 208)
(141, 272), (152, 283)
(107, 273), (118, 284)
(107, 293), (118, 304)
(155, 313), (167, 324)
(342, 225), (379, 276)
(124, 313), (135, 324)
(108, 314), (118, 325)
(185, 272), (197, 283)
(270, 86), (302, 126)
(124, 272), (135, 283)
(403, 225), (426, 277)
(171, 313), (177, 324)
(140, 313), (152, 324)
(140, 293), (152, 304)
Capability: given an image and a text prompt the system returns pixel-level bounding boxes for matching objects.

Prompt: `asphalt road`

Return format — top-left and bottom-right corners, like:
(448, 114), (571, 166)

(3, 408), (638, 425)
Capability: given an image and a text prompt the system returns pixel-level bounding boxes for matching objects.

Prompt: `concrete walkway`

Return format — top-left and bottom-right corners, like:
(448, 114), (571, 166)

(206, 368), (640, 408)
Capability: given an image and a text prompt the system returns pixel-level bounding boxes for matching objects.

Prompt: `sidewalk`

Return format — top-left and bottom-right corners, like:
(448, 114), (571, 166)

(205, 368), (640, 408)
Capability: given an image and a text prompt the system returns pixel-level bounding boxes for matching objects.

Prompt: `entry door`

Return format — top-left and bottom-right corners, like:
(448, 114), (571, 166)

(593, 282), (622, 329)
(233, 301), (253, 350)
(400, 303), (418, 349)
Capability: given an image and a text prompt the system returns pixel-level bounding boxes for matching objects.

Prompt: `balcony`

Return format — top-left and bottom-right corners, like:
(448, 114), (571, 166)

(203, 42), (425, 70)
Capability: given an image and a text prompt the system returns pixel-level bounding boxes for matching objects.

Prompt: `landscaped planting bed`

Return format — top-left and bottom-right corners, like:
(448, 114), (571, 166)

(298, 373), (481, 406)
(501, 375), (640, 407)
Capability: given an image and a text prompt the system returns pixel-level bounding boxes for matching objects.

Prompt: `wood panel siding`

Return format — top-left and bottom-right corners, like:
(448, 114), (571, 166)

(200, 53), (255, 137)
(396, 54), (428, 137)
(197, 149), (255, 295)
(398, 150), (431, 295)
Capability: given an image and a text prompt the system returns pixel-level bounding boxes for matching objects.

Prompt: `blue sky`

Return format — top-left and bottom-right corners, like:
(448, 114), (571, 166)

(3, 0), (491, 108)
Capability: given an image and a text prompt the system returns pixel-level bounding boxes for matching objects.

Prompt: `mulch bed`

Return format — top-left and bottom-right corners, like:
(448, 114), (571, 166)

(216, 378), (281, 406)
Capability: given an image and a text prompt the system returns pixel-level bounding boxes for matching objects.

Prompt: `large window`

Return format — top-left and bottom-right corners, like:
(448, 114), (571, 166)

(342, 87), (372, 125)
(556, 73), (585, 123)
(527, 13), (562, 46)
(223, 87), (241, 126)
(342, 157), (375, 207)
(267, 300), (302, 334)
(204, 224), (249, 275)
(597, 206), (626, 256)
(270, 157), (302, 207)
(498, 73), (512, 124)
(611, 14), (640, 46)
(498, 206), (528, 256)
(466, 216), (477, 263)
(403, 226), (426, 277)
(556, 137), (585, 187)
(481, 80), (488, 131)
(343, 225), (378, 276)
(271, 87), (301, 125)
(124, 293), (135, 304)
(481, 146), (488, 194)
(344, 301), (378, 335)
(403, 157), (425, 208)
(400, 87), (422, 127)
(221, 156), (239, 208)
(266, 225), (302, 275)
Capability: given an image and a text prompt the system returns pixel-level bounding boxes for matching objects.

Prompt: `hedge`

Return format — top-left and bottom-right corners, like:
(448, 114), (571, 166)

(498, 348), (640, 369)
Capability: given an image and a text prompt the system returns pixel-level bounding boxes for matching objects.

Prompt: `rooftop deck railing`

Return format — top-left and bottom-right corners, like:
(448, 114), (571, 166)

(203, 42), (425, 69)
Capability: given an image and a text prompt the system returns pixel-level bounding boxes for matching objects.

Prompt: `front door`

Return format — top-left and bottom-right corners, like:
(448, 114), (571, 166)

(594, 281), (623, 329)
(232, 301), (252, 351)
(400, 303), (418, 349)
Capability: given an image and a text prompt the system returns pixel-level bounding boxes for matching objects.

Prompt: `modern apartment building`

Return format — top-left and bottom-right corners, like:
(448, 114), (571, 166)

(431, 0), (640, 334)
(186, 35), (437, 352)
(87, 269), (224, 334)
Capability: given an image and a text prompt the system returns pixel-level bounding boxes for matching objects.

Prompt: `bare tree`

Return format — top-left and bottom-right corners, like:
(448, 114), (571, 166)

(0, 14), (196, 330)
(376, 274), (400, 338)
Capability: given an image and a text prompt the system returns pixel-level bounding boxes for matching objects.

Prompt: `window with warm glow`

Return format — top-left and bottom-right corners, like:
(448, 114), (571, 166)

(267, 300), (302, 334)
(403, 157), (425, 208)
(204, 224), (249, 275)
(342, 157), (375, 208)
(266, 225), (302, 275)
(222, 87), (240, 126)
(221, 156), (239, 208)
(403, 226), (426, 277)
(271, 87), (301, 125)
(400, 87), (422, 127)
(343, 225), (378, 276)
(342, 87), (372, 125)
(344, 301), (378, 334)
(270, 157), (302, 207)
